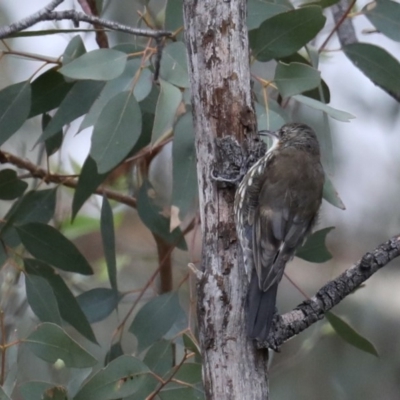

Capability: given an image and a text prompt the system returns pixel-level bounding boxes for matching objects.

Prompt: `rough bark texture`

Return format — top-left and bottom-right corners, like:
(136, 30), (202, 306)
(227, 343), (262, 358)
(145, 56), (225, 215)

(183, 1), (269, 399)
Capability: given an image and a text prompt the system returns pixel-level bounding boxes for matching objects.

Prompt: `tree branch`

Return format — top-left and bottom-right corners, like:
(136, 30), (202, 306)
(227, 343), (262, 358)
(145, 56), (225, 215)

(0, 150), (137, 209)
(261, 234), (400, 350)
(0, 0), (171, 40)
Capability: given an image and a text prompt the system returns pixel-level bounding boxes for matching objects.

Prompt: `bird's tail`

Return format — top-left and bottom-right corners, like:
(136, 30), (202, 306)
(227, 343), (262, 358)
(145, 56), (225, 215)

(246, 271), (278, 341)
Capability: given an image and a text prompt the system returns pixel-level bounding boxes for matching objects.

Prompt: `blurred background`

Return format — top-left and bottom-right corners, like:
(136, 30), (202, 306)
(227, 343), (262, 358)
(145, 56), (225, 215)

(1, 1), (400, 399)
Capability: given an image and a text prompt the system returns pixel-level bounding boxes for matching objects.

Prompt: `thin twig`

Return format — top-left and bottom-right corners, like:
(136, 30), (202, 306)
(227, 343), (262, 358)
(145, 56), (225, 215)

(0, 0), (64, 39)
(146, 350), (189, 400)
(0, 2), (172, 40)
(0, 150), (137, 209)
(318, 0), (357, 53)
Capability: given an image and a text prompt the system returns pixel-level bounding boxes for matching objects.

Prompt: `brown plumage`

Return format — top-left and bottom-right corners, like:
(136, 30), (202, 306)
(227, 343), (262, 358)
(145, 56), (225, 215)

(234, 123), (325, 341)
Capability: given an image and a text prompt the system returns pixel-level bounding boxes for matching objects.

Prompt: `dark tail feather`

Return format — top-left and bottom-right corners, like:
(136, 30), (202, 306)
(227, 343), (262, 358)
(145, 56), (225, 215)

(246, 272), (278, 341)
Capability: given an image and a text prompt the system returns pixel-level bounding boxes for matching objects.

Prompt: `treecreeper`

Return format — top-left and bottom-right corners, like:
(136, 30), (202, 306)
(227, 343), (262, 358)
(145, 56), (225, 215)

(234, 123), (325, 342)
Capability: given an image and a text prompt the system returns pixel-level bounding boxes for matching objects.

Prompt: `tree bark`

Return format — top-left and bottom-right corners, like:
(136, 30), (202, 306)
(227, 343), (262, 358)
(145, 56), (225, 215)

(183, 1), (269, 399)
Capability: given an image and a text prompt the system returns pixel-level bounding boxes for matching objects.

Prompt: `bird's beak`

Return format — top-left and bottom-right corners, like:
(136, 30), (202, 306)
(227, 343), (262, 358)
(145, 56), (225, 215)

(258, 130), (278, 139)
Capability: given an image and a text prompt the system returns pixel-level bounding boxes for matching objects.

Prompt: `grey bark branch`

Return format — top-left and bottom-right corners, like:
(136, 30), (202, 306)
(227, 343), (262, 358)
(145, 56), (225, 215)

(183, 0), (269, 399)
(261, 234), (400, 350)
(0, 0), (171, 40)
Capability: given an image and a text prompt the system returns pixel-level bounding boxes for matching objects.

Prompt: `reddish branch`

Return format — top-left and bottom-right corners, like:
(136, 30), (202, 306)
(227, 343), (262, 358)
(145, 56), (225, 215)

(0, 150), (137, 209)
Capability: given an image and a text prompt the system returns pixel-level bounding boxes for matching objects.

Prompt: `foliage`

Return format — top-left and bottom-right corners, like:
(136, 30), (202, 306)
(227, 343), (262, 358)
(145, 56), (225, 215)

(0, 0), (396, 398)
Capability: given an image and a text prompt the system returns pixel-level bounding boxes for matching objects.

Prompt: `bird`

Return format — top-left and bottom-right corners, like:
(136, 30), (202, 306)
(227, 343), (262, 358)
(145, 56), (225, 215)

(234, 122), (325, 342)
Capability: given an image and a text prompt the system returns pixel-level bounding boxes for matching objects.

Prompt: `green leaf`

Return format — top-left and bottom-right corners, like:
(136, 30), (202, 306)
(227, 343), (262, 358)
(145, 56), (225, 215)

(292, 95), (355, 121)
(24, 258), (97, 343)
(137, 181), (187, 251)
(363, 0), (400, 42)
(152, 79), (182, 143)
(296, 227), (334, 263)
(172, 112), (198, 221)
(143, 340), (173, 378)
(325, 312), (379, 357)
(42, 113), (63, 156)
(105, 342), (124, 365)
(323, 175), (346, 210)
(183, 334), (201, 357)
(343, 43), (400, 98)
(16, 223), (93, 275)
(24, 323), (97, 368)
(165, 0), (184, 31)
(101, 197), (117, 290)
(308, 0), (339, 7)
(255, 102), (287, 131)
(0, 169), (28, 200)
(59, 49), (127, 81)
(247, 0), (291, 30)
(25, 274), (62, 325)
(29, 69), (74, 118)
(77, 288), (120, 324)
(160, 42), (189, 88)
(79, 59), (144, 131)
(0, 81), (31, 145)
(173, 363), (203, 384)
(249, 6), (326, 61)
(129, 291), (183, 352)
(63, 35), (87, 66)
(39, 80), (105, 142)
(0, 189), (57, 248)
(20, 381), (54, 400)
(72, 156), (108, 219)
(73, 355), (150, 400)
(274, 62), (321, 98)
(90, 91), (142, 174)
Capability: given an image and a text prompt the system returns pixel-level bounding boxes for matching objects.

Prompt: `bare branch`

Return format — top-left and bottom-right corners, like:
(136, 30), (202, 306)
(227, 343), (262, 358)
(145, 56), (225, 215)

(261, 234), (400, 350)
(0, 0), (64, 39)
(0, 0), (171, 40)
(0, 150), (137, 209)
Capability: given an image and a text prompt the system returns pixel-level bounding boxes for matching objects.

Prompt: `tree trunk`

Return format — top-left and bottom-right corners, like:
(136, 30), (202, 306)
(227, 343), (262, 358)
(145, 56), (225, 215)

(183, 1), (269, 399)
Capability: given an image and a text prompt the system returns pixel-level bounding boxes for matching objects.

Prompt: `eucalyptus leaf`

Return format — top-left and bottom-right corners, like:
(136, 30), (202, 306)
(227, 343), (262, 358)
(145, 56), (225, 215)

(274, 62), (321, 98)
(101, 197), (117, 290)
(343, 43), (400, 98)
(363, 0), (400, 42)
(29, 69), (74, 118)
(325, 312), (379, 357)
(39, 80), (105, 142)
(143, 340), (173, 378)
(90, 91), (142, 174)
(25, 274), (62, 325)
(247, 0), (291, 30)
(249, 6), (326, 61)
(24, 323), (97, 368)
(172, 112), (198, 221)
(63, 35), (86, 66)
(129, 291), (183, 352)
(293, 95), (355, 122)
(24, 258), (97, 344)
(160, 42), (189, 88)
(152, 79), (182, 143)
(296, 227), (334, 263)
(73, 355), (150, 400)
(72, 156), (108, 220)
(16, 223), (93, 275)
(0, 169), (28, 200)
(0, 81), (31, 145)
(59, 49), (127, 81)
(77, 288), (120, 324)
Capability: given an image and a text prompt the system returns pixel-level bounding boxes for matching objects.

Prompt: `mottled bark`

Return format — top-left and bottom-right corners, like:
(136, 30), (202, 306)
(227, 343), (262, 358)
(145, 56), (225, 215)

(183, 1), (269, 399)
